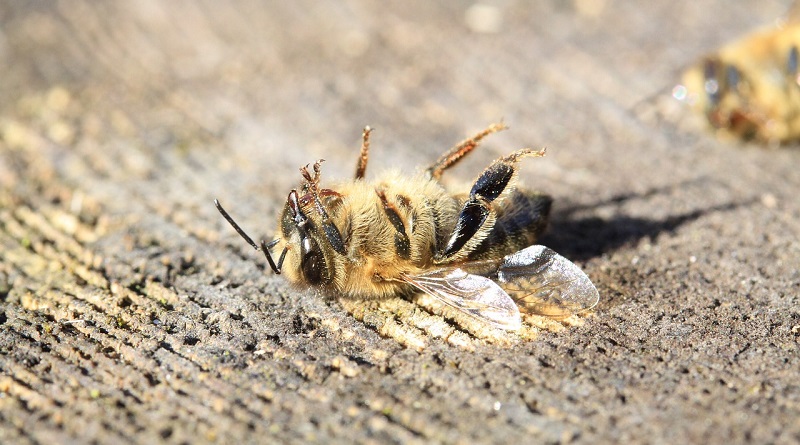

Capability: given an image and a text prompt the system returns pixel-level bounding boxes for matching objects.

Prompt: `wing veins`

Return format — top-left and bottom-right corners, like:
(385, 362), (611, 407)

(401, 269), (521, 330)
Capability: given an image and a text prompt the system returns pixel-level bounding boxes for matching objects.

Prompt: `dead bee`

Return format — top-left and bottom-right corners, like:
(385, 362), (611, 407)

(675, 20), (800, 143)
(215, 124), (599, 330)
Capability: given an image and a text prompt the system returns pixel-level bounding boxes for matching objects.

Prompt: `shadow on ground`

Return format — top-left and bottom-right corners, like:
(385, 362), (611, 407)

(542, 179), (754, 261)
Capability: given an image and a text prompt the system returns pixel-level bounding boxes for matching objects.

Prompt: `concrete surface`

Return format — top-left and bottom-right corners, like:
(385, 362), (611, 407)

(1, 1), (798, 444)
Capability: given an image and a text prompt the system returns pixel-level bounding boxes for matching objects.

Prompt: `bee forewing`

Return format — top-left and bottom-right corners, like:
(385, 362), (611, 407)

(402, 268), (522, 330)
(496, 245), (599, 319)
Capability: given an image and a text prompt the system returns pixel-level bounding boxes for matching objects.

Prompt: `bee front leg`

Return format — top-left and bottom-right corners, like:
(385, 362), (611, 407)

(299, 161), (348, 256)
(436, 148), (545, 262)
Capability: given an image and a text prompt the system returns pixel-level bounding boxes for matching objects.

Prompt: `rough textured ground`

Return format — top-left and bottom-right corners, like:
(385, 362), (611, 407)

(1, 2), (799, 444)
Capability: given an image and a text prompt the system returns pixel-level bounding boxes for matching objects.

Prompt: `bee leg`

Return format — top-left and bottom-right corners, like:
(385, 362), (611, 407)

(310, 196), (348, 256)
(297, 162), (348, 255)
(427, 123), (508, 179)
(354, 126), (373, 179)
(319, 217), (347, 255)
(437, 148), (545, 262)
(376, 189), (411, 259)
(298, 181), (348, 258)
(300, 159), (325, 190)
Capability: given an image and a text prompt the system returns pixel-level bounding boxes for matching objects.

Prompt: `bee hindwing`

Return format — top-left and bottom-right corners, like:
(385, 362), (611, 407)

(402, 268), (522, 330)
(496, 245), (599, 319)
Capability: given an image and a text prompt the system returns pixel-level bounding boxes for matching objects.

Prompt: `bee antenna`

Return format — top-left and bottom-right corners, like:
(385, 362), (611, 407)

(259, 239), (285, 274)
(214, 199), (283, 274)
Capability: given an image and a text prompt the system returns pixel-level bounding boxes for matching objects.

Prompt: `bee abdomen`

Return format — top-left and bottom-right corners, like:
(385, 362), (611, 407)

(468, 191), (552, 260)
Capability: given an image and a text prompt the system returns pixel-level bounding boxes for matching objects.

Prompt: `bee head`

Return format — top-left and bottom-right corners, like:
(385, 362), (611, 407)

(278, 189), (337, 286)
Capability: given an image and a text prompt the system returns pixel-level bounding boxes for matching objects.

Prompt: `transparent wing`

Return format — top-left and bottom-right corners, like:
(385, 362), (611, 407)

(494, 245), (599, 319)
(401, 268), (522, 330)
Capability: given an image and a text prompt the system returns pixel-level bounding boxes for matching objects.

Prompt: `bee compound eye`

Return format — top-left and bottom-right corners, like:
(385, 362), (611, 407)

(301, 248), (328, 285)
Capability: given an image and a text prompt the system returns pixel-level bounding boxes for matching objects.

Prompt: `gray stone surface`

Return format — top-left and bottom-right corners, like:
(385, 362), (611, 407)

(1, 1), (798, 444)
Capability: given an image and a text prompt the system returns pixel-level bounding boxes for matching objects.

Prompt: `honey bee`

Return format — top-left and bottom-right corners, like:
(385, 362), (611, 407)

(675, 19), (800, 143)
(215, 124), (599, 331)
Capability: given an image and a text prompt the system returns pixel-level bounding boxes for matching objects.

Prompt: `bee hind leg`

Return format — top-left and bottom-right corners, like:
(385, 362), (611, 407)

(436, 148), (545, 262)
